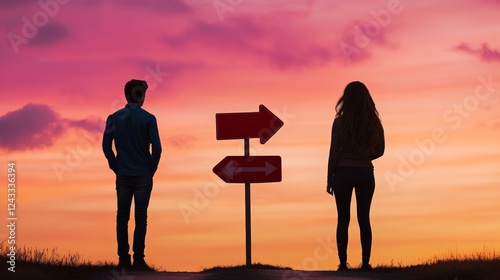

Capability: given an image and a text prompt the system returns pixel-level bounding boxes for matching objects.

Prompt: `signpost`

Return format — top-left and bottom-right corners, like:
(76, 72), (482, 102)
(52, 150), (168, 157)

(213, 104), (283, 266)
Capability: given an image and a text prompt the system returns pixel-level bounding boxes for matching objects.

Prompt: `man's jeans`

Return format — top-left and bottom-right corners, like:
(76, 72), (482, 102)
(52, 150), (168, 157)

(116, 175), (153, 261)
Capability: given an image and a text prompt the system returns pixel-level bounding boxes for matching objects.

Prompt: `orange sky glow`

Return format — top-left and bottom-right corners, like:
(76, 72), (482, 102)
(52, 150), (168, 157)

(1, 0), (499, 272)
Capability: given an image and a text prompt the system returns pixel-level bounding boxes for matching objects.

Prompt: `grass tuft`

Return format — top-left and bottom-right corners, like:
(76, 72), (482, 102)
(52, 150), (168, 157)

(407, 252), (500, 280)
(202, 262), (292, 272)
(373, 250), (500, 280)
(0, 241), (123, 280)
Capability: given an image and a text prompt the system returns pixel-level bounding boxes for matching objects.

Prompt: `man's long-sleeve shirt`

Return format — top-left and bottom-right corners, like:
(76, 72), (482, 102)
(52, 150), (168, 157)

(102, 103), (162, 177)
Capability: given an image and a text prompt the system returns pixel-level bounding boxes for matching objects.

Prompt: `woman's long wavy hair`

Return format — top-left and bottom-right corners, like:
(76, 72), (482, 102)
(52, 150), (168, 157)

(335, 81), (383, 154)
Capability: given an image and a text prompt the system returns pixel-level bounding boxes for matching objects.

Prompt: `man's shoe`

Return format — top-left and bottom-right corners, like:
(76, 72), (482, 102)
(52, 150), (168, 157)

(117, 259), (132, 269)
(133, 258), (154, 271)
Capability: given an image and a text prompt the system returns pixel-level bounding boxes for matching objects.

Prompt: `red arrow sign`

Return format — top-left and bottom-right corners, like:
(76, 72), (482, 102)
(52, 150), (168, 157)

(213, 156), (282, 183)
(216, 105), (284, 144)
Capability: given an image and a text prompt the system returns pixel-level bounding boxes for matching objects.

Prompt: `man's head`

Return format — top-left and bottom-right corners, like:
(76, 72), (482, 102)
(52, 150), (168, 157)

(124, 79), (148, 106)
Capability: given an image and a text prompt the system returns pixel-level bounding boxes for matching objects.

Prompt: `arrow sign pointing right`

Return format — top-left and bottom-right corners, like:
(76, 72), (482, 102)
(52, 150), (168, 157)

(213, 156), (282, 183)
(216, 104), (284, 144)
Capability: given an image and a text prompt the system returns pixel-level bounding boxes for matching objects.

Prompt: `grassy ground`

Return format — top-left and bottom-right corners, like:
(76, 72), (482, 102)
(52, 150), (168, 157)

(202, 263), (292, 272)
(395, 252), (500, 280)
(1, 241), (499, 280)
(0, 241), (118, 280)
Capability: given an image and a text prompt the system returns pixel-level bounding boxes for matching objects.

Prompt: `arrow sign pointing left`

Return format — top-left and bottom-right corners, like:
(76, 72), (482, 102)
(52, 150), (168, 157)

(213, 156), (282, 183)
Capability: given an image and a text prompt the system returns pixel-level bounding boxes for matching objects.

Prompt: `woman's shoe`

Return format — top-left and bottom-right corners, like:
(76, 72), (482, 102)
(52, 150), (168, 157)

(360, 263), (373, 270)
(337, 263), (350, 271)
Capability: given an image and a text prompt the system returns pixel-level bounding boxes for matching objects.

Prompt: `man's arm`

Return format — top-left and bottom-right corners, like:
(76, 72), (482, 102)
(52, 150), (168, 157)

(148, 115), (162, 176)
(102, 116), (117, 173)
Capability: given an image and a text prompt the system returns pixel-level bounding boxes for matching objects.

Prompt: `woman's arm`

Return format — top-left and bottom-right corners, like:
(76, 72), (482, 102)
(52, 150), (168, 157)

(327, 118), (341, 192)
(371, 125), (385, 160)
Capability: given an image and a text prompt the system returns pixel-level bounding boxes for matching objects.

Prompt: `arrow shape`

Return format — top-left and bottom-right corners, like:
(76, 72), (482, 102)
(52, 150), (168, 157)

(216, 104), (284, 144)
(222, 160), (277, 180)
(213, 156), (282, 183)
(241, 162), (277, 176)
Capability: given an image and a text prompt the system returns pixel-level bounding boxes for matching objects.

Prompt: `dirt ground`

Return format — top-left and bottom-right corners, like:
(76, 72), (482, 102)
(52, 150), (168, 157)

(92, 268), (410, 280)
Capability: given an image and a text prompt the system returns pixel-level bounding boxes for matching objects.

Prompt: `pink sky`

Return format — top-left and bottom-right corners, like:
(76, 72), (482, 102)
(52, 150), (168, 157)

(1, 0), (500, 272)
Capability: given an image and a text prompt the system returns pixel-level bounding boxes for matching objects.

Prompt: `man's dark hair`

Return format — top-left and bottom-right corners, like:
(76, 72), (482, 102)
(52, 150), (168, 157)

(124, 79), (148, 103)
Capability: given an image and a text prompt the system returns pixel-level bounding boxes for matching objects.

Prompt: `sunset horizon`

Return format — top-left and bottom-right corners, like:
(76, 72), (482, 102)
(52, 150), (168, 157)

(1, 0), (499, 273)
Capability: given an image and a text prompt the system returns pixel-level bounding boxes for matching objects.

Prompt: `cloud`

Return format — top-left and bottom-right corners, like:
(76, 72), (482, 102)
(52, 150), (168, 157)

(117, 0), (192, 14)
(0, 104), (102, 151)
(482, 0), (500, 4)
(165, 134), (198, 149)
(256, 45), (333, 70)
(0, 0), (35, 7)
(64, 119), (103, 132)
(336, 19), (396, 64)
(162, 16), (336, 70)
(456, 42), (500, 62)
(131, 57), (204, 77)
(163, 17), (260, 50)
(28, 22), (69, 46)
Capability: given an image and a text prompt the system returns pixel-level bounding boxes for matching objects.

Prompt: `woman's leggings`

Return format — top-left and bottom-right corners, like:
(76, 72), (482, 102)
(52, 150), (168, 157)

(332, 166), (375, 264)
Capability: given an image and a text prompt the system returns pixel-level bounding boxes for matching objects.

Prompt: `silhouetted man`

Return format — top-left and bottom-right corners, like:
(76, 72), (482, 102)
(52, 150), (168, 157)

(102, 79), (162, 270)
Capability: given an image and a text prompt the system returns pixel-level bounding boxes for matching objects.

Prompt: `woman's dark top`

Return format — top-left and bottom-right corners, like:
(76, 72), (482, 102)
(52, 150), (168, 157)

(327, 117), (385, 186)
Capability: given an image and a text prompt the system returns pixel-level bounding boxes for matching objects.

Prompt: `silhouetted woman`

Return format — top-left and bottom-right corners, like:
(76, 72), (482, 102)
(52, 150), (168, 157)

(327, 81), (385, 271)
